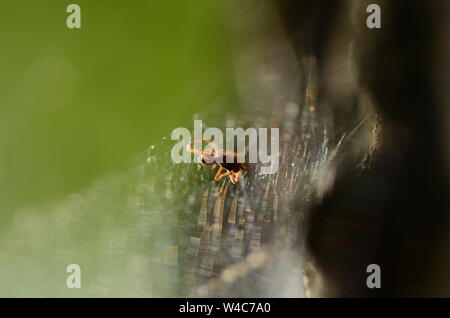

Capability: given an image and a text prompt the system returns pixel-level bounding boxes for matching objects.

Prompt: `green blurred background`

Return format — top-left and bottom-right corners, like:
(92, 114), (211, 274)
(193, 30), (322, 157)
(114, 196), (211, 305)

(0, 0), (236, 296)
(0, 0), (235, 220)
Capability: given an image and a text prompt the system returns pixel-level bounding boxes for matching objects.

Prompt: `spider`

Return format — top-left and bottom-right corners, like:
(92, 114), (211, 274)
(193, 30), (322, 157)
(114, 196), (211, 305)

(186, 138), (248, 184)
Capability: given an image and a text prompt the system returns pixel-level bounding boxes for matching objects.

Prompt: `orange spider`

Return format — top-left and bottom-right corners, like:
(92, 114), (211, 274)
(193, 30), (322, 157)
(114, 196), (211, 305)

(186, 138), (248, 184)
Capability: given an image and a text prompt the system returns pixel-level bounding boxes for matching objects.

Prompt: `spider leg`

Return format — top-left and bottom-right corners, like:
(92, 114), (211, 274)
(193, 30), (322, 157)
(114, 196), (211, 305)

(215, 167), (231, 181)
(186, 139), (223, 157)
(233, 171), (241, 183)
(228, 171), (237, 184)
(214, 166), (225, 179)
(190, 138), (213, 145)
(186, 138), (211, 154)
(186, 148), (208, 155)
(186, 138), (215, 152)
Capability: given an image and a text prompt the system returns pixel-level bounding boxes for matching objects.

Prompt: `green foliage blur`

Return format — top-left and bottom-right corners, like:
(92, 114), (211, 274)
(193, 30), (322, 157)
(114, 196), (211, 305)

(0, 0), (235, 221)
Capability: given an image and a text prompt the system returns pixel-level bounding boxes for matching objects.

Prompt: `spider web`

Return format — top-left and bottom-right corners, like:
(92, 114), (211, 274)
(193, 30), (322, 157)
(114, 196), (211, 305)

(0, 59), (368, 297)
